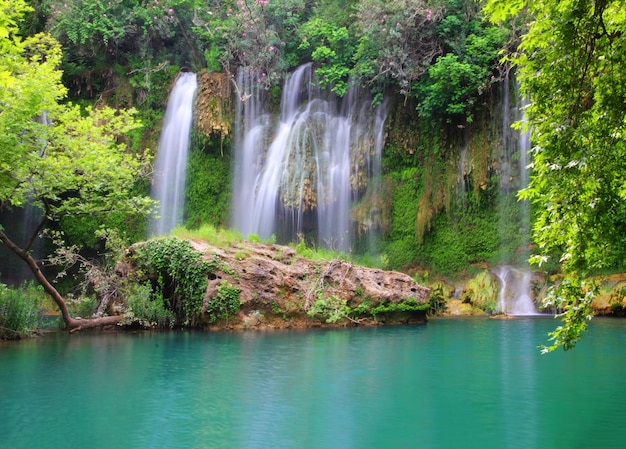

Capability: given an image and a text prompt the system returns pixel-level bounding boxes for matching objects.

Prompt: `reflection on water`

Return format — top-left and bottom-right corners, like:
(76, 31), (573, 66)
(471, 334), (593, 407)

(1, 318), (625, 449)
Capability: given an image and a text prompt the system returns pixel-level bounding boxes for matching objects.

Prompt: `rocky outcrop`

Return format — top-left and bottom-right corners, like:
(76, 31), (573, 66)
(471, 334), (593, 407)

(189, 240), (430, 328)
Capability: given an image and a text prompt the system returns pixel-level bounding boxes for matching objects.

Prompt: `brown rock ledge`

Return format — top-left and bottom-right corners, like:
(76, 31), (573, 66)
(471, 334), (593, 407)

(190, 240), (430, 329)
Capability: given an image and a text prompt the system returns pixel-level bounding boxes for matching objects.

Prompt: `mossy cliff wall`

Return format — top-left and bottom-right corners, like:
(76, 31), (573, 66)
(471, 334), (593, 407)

(377, 77), (530, 276)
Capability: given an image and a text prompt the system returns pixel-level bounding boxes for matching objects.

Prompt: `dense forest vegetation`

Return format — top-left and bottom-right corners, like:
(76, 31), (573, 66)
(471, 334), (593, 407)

(1, 0), (625, 349)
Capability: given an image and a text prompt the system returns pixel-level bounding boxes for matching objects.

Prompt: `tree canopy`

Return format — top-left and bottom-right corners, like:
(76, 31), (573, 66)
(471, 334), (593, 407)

(0, 0), (154, 331)
(486, 0), (626, 350)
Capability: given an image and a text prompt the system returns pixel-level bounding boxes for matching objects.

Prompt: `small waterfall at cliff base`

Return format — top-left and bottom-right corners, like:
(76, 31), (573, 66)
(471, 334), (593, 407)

(150, 72), (198, 236)
(231, 64), (388, 252)
(494, 265), (537, 315)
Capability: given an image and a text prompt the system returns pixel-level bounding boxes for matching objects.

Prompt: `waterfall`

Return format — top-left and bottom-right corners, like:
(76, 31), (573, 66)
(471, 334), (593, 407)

(231, 64), (389, 251)
(494, 76), (536, 314)
(150, 72), (198, 236)
(495, 266), (537, 315)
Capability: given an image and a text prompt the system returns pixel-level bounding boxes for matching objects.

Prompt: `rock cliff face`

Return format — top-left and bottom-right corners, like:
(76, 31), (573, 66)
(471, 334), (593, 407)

(189, 240), (430, 329)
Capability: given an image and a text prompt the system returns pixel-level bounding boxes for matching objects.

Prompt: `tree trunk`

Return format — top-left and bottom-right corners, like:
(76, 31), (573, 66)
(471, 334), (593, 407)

(0, 230), (123, 332)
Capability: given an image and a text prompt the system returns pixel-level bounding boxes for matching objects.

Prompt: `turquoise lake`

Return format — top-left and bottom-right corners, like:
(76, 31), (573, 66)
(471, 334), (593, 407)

(1, 317), (625, 448)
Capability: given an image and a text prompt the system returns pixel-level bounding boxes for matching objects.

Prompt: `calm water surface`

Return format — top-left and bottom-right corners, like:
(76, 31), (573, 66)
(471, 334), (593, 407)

(1, 317), (625, 449)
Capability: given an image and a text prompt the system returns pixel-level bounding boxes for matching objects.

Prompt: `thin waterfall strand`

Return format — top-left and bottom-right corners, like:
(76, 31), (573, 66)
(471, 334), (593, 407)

(150, 72), (198, 236)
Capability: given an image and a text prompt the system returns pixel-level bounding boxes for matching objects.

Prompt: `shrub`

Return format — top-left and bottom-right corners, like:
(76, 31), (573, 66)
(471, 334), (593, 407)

(206, 281), (241, 324)
(65, 295), (97, 319)
(0, 281), (45, 339)
(130, 238), (210, 326)
(307, 294), (350, 323)
(122, 284), (175, 328)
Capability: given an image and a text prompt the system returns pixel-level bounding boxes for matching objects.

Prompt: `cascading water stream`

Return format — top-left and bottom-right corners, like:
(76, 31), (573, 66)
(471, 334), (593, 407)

(150, 72), (197, 236)
(231, 64), (388, 251)
(494, 265), (537, 315)
(494, 77), (536, 314)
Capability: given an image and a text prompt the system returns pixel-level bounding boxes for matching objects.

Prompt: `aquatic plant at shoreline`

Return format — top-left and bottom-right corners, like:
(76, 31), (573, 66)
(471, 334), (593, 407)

(0, 282), (47, 339)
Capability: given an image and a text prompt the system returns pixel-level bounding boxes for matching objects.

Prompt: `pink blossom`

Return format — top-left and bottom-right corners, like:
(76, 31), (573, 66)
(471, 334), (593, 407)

(269, 46), (275, 51)
(242, 33), (247, 37)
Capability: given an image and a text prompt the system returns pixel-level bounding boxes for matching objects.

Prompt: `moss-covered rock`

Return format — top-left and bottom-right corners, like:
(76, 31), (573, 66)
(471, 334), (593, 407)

(460, 270), (499, 313)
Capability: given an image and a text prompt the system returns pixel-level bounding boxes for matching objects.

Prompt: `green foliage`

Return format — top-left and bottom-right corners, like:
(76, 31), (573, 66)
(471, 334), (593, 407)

(122, 283), (175, 328)
(307, 292), (427, 323)
(383, 166), (424, 270)
(387, 167), (421, 240)
(427, 283), (449, 316)
(413, 1), (508, 123)
(206, 281), (241, 324)
(58, 204), (149, 249)
(185, 133), (232, 229)
(311, 0), (357, 28)
(171, 224), (243, 248)
(293, 238), (350, 262)
(199, 0), (306, 88)
(299, 17), (354, 95)
(540, 276), (596, 353)
(0, 1), (154, 327)
(126, 60), (179, 110)
(460, 270), (498, 313)
(490, 0), (626, 275)
(352, 0), (442, 97)
(371, 298), (429, 315)
(307, 293), (350, 323)
(486, 0), (626, 348)
(415, 54), (485, 123)
(0, 281), (46, 339)
(65, 294), (97, 318)
(381, 105), (530, 275)
(425, 207), (505, 275)
(45, 0), (194, 96)
(203, 43), (223, 73)
(131, 237), (210, 325)
(0, 37), (154, 221)
(384, 191), (525, 276)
